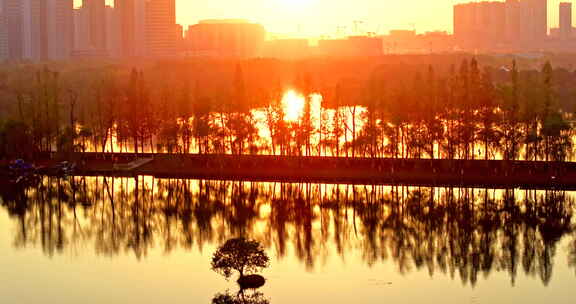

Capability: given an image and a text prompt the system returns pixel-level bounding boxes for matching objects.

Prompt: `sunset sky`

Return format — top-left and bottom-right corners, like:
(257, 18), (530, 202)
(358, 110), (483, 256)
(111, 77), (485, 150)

(86, 0), (569, 38)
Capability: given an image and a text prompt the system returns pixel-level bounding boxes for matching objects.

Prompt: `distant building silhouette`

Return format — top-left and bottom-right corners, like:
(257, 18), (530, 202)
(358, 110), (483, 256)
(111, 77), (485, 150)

(145, 0), (177, 58)
(318, 36), (383, 57)
(105, 5), (122, 57)
(72, 4), (108, 57)
(72, 0), (177, 59)
(2, 0), (73, 61)
(115, 0), (146, 57)
(46, 0), (74, 60)
(0, 0), (571, 60)
(382, 30), (454, 54)
(454, 1), (506, 49)
(505, 0), (521, 44)
(263, 39), (311, 59)
(73, 6), (90, 51)
(520, 0), (548, 45)
(560, 2), (572, 40)
(83, 0), (106, 51)
(3, 0), (29, 60)
(175, 23), (184, 52)
(454, 0), (548, 51)
(0, 14), (8, 60)
(187, 20), (266, 58)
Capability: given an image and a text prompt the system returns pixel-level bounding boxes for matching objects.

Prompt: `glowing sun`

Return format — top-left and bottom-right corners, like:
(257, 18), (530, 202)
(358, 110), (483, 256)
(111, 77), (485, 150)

(282, 90), (305, 122)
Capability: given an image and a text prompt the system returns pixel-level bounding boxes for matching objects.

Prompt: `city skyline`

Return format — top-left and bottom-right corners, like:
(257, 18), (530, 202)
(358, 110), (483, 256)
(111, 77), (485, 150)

(3, 0), (576, 61)
(75, 0), (576, 38)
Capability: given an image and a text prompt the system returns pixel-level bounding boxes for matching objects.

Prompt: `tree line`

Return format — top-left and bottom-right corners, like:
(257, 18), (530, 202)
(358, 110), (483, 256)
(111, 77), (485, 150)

(1, 57), (575, 161)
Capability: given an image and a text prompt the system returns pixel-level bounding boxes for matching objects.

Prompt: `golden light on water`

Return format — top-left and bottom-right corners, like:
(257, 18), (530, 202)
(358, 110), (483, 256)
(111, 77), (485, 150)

(281, 90), (306, 122)
(87, 89), (368, 156)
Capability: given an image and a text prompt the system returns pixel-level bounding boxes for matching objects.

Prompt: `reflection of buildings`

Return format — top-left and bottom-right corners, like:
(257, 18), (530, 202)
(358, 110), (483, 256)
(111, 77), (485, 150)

(187, 19), (266, 58)
(1, 176), (571, 287)
(318, 36), (383, 57)
(381, 30), (455, 53)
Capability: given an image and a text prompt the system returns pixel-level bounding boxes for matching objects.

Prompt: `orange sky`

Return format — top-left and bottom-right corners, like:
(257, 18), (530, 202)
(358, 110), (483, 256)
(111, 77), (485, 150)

(81, 0), (570, 38)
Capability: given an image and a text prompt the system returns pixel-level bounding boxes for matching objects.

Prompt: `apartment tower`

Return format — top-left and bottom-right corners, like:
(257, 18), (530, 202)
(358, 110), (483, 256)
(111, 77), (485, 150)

(560, 2), (572, 39)
(146, 0), (177, 57)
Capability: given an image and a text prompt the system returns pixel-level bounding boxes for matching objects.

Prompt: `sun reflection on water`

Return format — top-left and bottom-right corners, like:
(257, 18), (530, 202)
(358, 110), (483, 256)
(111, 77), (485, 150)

(83, 89), (368, 156)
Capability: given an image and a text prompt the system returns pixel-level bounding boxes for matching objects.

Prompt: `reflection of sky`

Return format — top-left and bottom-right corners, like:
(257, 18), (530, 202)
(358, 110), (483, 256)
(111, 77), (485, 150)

(1, 203), (575, 304)
(1, 180), (576, 303)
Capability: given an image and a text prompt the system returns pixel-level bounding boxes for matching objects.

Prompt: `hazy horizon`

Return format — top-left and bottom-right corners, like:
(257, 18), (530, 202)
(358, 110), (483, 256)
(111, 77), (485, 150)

(72, 0), (574, 38)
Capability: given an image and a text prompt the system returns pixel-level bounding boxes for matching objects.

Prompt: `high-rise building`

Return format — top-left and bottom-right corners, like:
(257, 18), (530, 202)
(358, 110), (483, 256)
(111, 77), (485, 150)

(115, 0), (146, 57)
(187, 20), (266, 58)
(560, 2), (572, 39)
(454, 2), (476, 43)
(146, 0), (176, 57)
(533, 0), (548, 40)
(519, 0), (548, 44)
(45, 0), (74, 60)
(480, 2), (506, 45)
(105, 5), (122, 57)
(453, 1), (506, 49)
(0, 14), (8, 60)
(454, 0), (548, 50)
(3, 0), (73, 61)
(28, 0), (42, 60)
(73, 7), (91, 51)
(175, 23), (184, 52)
(82, 0), (106, 50)
(505, 0), (521, 43)
(3, 0), (26, 59)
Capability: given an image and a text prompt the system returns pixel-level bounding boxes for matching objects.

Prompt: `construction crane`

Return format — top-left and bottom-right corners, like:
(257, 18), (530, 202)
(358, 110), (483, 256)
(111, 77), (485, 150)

(353, 20), (364, 35)
(336, 26), (347, 38)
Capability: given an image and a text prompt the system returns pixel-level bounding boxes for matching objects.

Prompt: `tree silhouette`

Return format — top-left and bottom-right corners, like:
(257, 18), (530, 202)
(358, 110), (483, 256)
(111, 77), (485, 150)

(212, 290), (269, 304)
(211, 237), (270, 279)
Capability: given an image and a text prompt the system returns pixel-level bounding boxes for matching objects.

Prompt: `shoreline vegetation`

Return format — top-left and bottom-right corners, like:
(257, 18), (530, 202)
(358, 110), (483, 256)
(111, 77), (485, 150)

(15, 152), (576, 190)
(1, 56), (576, 164)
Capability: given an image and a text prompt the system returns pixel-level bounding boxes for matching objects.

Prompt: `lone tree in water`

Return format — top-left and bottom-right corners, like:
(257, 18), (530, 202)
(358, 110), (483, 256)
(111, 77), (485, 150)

(212, 238), (270, 279)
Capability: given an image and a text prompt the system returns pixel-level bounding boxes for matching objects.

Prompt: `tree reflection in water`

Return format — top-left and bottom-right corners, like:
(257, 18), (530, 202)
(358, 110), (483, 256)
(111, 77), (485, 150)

(212, 289), (269, 304)
(1, 176), (575, 286)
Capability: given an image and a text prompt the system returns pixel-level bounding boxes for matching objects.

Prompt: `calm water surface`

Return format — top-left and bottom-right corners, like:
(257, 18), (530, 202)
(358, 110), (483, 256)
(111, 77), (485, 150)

(1, 177), (575, 304)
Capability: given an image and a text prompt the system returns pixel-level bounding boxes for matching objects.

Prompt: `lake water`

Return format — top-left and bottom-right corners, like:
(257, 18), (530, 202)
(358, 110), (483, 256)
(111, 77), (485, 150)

(1, 177), (575, 304)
